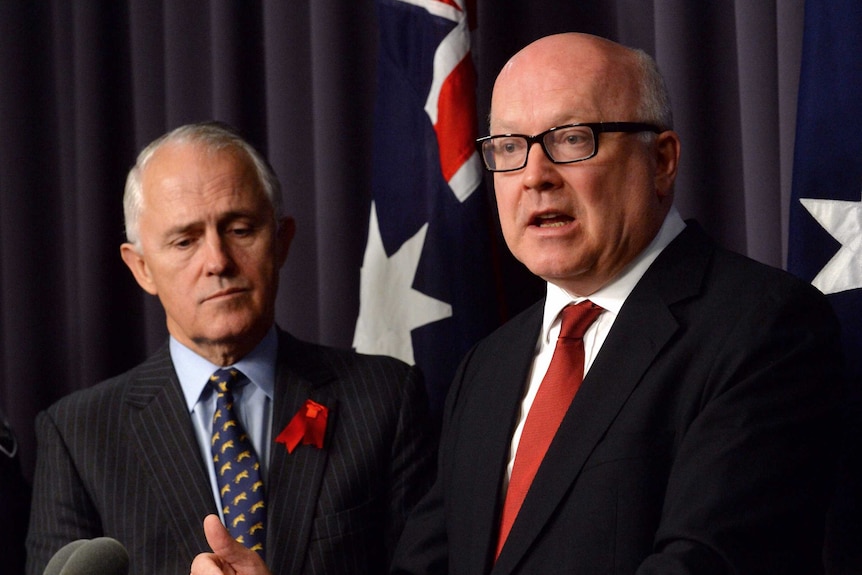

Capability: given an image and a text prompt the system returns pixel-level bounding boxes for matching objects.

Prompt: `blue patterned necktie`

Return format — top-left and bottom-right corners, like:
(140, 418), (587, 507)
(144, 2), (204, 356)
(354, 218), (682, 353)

(210, 368), (266, 558)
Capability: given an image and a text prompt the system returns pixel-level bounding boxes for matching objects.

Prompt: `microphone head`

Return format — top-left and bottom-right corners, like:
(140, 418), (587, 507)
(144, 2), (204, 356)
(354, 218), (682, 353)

(43, 540), (87, 575)
(45, 537), (130, 575)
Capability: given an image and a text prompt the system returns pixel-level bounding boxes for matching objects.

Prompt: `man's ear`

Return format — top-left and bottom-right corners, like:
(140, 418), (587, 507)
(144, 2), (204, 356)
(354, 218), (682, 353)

(654, 130), (681, 199)
(275, 217), (296, 268)
(120, 243), (158, 295)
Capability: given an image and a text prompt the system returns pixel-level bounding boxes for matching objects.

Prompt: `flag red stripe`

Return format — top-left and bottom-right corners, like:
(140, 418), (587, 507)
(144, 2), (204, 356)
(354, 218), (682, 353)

(434, 54), (477, 182)
(434, 0), (462, 11)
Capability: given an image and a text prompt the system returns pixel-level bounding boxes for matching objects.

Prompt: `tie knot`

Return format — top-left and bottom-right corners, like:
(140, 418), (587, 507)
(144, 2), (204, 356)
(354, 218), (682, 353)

(210, 368), (242, 394)
(559, 301), (604, 340)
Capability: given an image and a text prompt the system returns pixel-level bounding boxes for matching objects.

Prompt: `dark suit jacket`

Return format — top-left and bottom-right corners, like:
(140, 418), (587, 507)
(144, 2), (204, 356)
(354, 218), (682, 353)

(392, 223), (844, 575)
(27, 329), (436, 575)
(1, 408), (29, 575)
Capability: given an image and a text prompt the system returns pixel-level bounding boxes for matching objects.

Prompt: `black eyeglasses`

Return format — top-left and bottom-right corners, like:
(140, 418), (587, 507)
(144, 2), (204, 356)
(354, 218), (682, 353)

(475, 122), (663, 172)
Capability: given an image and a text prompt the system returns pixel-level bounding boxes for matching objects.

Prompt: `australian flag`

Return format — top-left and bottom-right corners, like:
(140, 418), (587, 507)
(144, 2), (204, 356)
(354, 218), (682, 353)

(353, 0), (500, 418)
(787, 1), (862, 572)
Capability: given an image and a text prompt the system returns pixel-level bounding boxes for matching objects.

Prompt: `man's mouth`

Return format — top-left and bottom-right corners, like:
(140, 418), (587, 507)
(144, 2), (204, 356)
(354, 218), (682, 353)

(202, 287), (248, 303)
(532, 213), (574, 228)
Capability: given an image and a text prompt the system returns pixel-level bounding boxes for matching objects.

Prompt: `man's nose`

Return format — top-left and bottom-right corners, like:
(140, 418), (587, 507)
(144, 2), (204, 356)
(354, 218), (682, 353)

(521, 141), (562, 190)
(204, 233), (233, 275)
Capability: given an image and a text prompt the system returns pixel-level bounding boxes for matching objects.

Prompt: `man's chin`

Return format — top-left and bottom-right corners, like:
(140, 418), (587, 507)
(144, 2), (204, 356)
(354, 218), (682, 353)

(188, 323), (269, 358)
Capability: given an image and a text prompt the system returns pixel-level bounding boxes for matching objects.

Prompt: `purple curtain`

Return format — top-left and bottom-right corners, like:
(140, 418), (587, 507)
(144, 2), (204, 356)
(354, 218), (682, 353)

(0, 0), (805, 493)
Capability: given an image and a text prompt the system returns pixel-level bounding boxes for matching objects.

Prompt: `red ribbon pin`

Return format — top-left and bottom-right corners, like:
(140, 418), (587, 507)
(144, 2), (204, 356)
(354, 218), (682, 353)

(275, 399), (328, 453)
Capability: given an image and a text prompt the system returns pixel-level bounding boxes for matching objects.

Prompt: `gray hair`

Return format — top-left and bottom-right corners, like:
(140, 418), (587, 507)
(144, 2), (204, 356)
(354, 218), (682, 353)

(630, 48), (674, 135)
(123, 121), (283, 249)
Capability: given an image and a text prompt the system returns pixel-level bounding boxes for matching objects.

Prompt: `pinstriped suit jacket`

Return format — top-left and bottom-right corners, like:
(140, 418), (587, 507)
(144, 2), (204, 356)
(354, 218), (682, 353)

(26, 329), (436, 575)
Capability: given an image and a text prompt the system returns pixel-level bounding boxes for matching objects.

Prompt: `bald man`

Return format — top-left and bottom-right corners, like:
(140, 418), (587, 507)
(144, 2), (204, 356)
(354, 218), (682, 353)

(193, 34), (843, 575)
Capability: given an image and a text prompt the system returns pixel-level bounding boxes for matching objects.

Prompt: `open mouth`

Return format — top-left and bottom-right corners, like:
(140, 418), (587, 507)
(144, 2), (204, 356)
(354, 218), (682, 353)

(531, 213), (574, 228)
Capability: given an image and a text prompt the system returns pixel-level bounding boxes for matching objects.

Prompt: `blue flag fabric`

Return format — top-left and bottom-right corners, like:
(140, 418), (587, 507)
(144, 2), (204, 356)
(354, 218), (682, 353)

(354, 0), (499, 418)
(788, 2), (862, 571)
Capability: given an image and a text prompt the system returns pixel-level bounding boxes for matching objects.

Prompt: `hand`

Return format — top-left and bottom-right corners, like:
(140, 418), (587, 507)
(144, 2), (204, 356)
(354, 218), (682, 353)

(191, 515), (271, 575)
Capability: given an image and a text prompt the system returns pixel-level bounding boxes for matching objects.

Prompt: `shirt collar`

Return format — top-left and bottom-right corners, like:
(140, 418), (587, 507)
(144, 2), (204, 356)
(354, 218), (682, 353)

(172, 326), (279, 412)
(541, 206), (686, 343)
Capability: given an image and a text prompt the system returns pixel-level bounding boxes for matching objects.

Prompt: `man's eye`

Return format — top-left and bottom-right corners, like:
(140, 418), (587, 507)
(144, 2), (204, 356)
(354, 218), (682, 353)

(229, 226), (254, 237)
(497, 139), (523, 155)
(173, 237), (194, 249)
(552, 127), (592, 148)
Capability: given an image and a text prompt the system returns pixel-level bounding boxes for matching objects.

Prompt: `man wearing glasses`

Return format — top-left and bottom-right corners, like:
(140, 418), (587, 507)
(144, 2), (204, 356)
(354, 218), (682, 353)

(194, 33), (843, 575)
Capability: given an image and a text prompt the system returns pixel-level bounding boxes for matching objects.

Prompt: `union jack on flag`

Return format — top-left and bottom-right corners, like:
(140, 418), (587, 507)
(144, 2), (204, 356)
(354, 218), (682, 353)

(353, 0), (499, 415)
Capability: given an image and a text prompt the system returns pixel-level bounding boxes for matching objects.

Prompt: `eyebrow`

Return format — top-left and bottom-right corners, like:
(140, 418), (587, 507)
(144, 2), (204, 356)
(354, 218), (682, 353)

(162, 210), (265, 236)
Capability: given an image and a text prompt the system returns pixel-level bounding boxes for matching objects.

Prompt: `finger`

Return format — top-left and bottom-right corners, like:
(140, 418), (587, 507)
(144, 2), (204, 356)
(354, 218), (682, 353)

(191, 552), (235, 575)
(201, 514), (269, 575)
(203, 514), (238, 557)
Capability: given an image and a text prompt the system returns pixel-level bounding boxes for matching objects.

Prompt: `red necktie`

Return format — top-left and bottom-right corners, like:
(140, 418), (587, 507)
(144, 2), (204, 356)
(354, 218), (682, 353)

(496, 300), (604, 559)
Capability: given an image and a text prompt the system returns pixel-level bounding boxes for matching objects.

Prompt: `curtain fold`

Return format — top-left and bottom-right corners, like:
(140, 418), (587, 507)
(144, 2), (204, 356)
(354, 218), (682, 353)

(1, 0), (803, 486)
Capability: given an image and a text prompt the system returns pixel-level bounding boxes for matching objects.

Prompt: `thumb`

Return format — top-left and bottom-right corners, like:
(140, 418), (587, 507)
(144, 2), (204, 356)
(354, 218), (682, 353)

(203, 514), (239, 556)
(201, 514), (269, 575)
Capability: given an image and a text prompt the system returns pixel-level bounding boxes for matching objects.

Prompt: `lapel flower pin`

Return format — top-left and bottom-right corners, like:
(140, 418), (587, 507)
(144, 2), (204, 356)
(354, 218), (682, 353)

(276, 399), (328, 453)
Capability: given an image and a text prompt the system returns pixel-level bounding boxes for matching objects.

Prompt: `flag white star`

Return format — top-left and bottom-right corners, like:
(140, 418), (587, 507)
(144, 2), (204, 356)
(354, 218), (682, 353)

(352, 201), (453, 364)
(799, 191), (862, 294)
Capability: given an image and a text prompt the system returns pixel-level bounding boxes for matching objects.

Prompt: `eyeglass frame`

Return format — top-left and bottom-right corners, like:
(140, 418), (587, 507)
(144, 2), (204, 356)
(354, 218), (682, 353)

(475, 122), (664, 173)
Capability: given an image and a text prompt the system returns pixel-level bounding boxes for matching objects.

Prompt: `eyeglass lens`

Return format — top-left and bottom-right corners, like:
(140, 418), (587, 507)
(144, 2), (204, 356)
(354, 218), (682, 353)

(481, 125), (596, 171)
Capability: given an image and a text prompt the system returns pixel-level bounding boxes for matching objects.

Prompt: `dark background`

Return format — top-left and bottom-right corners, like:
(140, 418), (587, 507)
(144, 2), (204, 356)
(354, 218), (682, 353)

(0, 0), (807, 485)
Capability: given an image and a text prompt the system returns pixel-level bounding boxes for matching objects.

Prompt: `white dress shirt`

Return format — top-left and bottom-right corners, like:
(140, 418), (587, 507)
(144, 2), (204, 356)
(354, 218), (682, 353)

(503, 207), (686, 486)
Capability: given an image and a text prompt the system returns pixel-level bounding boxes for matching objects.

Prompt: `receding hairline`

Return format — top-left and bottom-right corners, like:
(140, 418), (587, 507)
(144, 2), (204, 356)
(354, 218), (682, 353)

(123, 122), (283, 248)
(488, 33), (673, 131)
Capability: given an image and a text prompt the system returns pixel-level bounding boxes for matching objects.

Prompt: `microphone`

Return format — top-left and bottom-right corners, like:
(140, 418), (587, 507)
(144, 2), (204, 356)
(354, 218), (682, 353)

(43, 540), (87, 575)
(43, 537), (129, 575)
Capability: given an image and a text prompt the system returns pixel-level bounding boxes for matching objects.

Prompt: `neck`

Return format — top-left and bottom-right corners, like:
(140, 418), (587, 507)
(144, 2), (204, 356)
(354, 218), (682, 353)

(177, 329), (271, 367)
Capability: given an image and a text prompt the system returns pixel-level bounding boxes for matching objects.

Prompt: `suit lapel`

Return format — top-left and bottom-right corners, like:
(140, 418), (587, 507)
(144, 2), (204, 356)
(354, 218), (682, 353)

(448, 304), (543, 575)
(493, 224), (713, 574)
(126, 346), (214, 559)
(265, 331), (339, 575)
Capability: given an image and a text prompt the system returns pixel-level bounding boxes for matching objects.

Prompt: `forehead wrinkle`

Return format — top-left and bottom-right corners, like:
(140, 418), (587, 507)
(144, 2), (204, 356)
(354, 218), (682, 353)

(143, 145), (260, 208)
(161, 208), (259, 236)
(138, 144), (270, 251)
